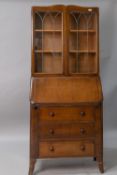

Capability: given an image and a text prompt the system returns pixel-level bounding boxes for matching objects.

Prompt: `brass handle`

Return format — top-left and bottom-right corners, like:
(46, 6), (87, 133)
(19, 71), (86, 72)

(49, 146), (54, 152)
(49, 112), (55, 117)
(80, 111), (86, 117)
(49, 129), (55, 135)
(80, 145), (86, 151)
(80, 128), (86, 135)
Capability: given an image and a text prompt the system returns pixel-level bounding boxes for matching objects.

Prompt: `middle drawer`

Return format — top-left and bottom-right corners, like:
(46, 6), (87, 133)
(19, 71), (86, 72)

(39, 106), (95, 122)
(39, 122), (95, 139)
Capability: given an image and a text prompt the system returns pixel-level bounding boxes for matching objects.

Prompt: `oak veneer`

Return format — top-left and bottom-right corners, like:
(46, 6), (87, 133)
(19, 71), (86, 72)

(30, 76), (102, 104)
(38, 106), (95, 121)
(38, 122), (95, 139)
(39, 140), (94, 158)
(29, 5), (104, 175)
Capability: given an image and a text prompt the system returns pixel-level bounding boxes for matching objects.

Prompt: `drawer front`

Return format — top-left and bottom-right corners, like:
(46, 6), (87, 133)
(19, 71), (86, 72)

(39, 141), (94, 158)
(39, 122), (95, 139)
(39, 106), (95, 121)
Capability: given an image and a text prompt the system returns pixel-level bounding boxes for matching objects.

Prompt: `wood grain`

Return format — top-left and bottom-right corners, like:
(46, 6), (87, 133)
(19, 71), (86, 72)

(38, 106), (95, 121)
(39, 140), (94, 158)
(39, 122), (95, 139)
(30, 76), (103, 104)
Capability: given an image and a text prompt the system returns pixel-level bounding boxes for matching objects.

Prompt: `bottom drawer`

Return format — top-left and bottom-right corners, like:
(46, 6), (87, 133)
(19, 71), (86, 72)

(39, 141), (94, 158)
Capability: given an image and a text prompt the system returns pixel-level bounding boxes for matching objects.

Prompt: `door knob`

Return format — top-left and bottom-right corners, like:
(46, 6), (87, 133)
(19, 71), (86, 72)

(80, 145), (86, 151)
(49, 129), (55, 135)
(49, 146), (55, 152)
(80, 111), (86, 117)
(80, 128), (86, 135)
(49, 112), (55, 117)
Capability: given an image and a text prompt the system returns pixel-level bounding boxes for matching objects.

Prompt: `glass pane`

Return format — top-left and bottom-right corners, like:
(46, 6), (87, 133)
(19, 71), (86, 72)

(69, 11), (97, 73)
(34, 11), (63, 74)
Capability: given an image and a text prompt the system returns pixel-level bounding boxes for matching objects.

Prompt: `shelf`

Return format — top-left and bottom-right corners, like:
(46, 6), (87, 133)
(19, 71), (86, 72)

(34, 30), (95, 33)
(70, 30), (96, 33)
(69, 50), (96, 53)
(34, 29), (62, 32)
(35, 50), (62, 53)
(70, 72), (97, 75)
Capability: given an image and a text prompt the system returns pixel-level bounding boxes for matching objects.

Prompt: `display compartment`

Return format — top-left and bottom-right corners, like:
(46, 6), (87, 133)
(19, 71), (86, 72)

(69, 53), (97, 73)
(69, 11), (97, 30)
(35, 52), (62, 73)
(33, 11), (63, 74)
(34, 32), (62, 51)
(69, 32), (96, 52)
(34, 11), (62, 30)
(69, 11), (98, 74)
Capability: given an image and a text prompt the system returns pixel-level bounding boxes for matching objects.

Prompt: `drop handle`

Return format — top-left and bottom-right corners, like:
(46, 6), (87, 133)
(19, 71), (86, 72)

(80, 128), (86, 135)
(49, 146), (55, 152)
(49, 112), (55, 117)
(80, 145), (86, 151)
(49, 129), (55, 135)
(80, 111), (86, 117)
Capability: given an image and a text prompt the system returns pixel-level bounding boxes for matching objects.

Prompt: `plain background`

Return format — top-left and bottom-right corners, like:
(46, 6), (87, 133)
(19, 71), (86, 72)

(0, 0), (117, 175)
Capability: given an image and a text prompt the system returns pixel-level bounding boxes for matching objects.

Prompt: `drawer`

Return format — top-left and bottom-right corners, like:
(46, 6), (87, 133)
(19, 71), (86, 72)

(39, 141), (94, 158)
(39, 122), (95, 139)
(39, 106), (95, 121)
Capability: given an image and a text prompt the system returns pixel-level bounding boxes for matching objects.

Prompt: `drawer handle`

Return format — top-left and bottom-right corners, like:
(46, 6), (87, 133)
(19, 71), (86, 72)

(80, 128), (86, 135)
(49, 129), (55, 135)
(80, 111), (86, 117)
(49, 146), (54, 152)
(49, 112), (55, 117)
(80, 145), (86, 151)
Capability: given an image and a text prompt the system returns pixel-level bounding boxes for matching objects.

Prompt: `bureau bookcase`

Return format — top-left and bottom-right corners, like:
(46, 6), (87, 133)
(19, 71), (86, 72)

(29, 5), (104, 175)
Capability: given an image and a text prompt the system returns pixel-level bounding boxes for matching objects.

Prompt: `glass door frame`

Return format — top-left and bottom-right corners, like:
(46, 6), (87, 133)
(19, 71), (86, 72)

(31, 5), (66, 76)
(66, 6), (99, 76)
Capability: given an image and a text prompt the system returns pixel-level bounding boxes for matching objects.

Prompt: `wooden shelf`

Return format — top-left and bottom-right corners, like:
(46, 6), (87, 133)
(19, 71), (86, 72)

(34, 29), (62, 32)
(35, 50), (62, 53)
(35, 30), (96, 33)
(70, 50), (96, 53)
(71, 72), (97, 75)
(70, 30), (96, 33)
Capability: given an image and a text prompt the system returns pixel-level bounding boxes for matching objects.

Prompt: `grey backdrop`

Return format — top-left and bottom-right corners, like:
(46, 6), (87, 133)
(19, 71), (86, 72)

(0, 0), (117, 174)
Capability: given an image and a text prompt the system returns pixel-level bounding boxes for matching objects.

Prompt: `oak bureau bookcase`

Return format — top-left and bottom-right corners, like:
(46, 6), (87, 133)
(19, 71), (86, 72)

(29, 5), (104, 175)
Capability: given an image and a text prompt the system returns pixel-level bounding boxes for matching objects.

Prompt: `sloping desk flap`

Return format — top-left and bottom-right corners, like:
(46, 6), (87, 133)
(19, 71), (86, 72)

(30, 76), (103, 104)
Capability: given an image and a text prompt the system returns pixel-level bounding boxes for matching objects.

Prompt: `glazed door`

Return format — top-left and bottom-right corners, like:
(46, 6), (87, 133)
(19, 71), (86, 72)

(32, 6), (65, 75)
(67, 6), (99, 74)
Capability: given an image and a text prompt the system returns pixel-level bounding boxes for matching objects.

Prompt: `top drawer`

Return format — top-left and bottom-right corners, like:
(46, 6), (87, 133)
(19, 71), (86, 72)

(39, 106), (95, 121)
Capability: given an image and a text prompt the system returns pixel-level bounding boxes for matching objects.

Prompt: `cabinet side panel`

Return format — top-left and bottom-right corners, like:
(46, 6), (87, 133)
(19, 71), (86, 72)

(30, 104), (39, 158)
(95, 103), (103, 162)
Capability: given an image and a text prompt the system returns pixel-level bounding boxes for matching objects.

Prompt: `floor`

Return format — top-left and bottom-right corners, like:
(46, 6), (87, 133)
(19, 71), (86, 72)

(0, 139), (117, 175)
